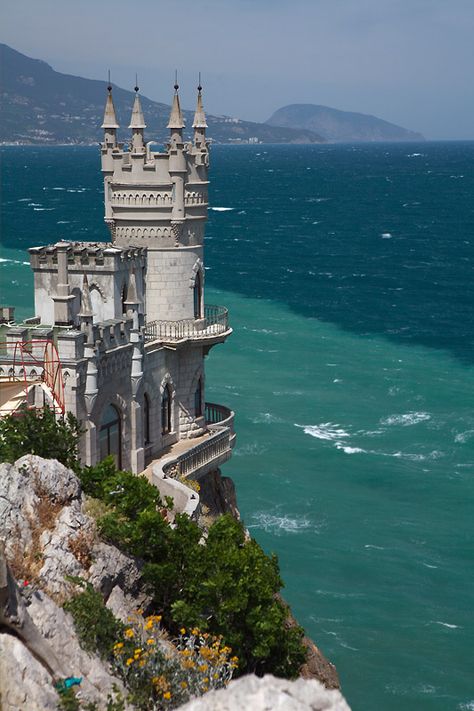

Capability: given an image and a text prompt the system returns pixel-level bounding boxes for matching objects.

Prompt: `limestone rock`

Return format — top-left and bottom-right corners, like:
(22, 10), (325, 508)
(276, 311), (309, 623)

(0, 633), (59, 711)
(178, 674), (351, 711)
(198, 468), (241, 522)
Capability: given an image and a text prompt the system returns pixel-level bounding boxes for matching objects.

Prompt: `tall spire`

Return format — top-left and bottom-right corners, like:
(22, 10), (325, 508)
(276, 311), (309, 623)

(167, 72), (185, 130)
(192, 74), (208, 130)
(101, 76), (119, 130)
(129, 79), (146, 129)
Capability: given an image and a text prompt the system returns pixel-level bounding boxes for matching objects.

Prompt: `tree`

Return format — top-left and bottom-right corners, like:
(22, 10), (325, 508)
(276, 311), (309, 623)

(0, 405), (82, 471)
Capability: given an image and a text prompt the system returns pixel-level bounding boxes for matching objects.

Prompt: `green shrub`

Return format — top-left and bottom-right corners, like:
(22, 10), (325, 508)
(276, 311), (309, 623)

(63, 580), (124, 660)
(0, 405), (82, 471)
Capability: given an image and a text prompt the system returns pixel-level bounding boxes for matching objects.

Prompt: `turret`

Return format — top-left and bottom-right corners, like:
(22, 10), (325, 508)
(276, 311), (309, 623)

(101, 81), (119, 147)
(192, 77), (208, 149)
(78, 273), (94, 340)
(167, 76), (186, 227)
(129, 80), (146, 153)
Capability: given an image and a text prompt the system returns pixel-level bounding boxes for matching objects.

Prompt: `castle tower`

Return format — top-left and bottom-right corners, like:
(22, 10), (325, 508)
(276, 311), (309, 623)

(101, 79), (211, 326)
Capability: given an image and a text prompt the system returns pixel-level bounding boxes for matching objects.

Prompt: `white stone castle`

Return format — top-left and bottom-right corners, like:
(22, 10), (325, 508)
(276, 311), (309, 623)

(0, 81), (235, 488)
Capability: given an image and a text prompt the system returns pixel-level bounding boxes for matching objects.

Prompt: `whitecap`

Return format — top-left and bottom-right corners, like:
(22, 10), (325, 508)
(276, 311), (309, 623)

(296, 423), (350, 441)
(335, 445), (366, 454)
(210, 207), (234, 212)
(56, 220), (70, 224)
(249, 512), (313, 535)
(17, 198), (32, 202)
(380, 412), (431, 427)
(381, 232), (392, 238)
(364, 544), (385, 550)
(422, 563), (438, 569)
(33, 207), (55, 211)
(431, 621), (460, 629)
(28, 203), (42, 207)
(459, 701), (474, 710)
(233, 442), (267, 457)
(251, 412), (282, 424)
(455, 430), (474, 443)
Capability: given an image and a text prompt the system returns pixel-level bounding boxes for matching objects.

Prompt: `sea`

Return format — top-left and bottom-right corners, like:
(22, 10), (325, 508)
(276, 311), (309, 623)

(1, 142), (473, 711)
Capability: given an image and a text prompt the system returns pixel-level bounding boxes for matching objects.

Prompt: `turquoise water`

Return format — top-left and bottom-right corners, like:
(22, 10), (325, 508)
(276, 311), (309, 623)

(1, 144), (473, 710)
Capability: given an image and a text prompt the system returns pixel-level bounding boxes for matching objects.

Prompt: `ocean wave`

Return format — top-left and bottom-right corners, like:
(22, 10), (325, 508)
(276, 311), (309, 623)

(295, 423), (350, 441)
(0, 257), (30, 266)
(455, 430), (474, 443)
(209, 207), (234, 212)
(380, 412), (431, 427)
(335, 445), (365, 454)
(248, 512), (313, 535)
(33, 207), (55, 211)
(459, 701), (474, 710)
(381, 232), (392, 238)
(431, 621), (460, 629)
(315, 589), (363, 600)
(251, 412), (283, 424)
(364, 544), (385, 550)
(233, 442), (267, 457)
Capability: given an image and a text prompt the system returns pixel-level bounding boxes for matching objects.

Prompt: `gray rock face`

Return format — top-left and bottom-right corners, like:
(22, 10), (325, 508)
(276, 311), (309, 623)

(178, 674), (351, 711)
(0, 634), (59, 711)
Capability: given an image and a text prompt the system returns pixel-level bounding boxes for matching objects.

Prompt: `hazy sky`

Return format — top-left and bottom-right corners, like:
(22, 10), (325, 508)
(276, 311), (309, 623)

(2, 0), (474, 139)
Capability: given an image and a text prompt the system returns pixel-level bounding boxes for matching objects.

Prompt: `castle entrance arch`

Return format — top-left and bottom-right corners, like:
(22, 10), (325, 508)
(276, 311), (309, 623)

(99, 404), (122, 468)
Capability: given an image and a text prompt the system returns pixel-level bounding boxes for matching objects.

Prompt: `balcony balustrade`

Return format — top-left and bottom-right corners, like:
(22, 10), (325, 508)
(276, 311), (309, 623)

(145, 305), (229, 343)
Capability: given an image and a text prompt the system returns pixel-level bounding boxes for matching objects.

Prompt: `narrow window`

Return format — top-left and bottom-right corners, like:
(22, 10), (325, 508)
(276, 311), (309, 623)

(194, 378), (202, 417)
(193, 271), (202, 319)
(121, 283), (128, 316)
(99, 404), (122, 468)
(161, 384), (172, 435)
(144, 393), (151, 445)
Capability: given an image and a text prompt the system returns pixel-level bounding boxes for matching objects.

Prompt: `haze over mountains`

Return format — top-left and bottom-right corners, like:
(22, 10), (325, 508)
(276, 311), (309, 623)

(267, 104), (425, 143)
(0, 44), (322, 145)
(1, 44), (424, 145)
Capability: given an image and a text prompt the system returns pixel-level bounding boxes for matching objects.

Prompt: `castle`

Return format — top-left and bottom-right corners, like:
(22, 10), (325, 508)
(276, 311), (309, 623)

(0, 81), (235, 486)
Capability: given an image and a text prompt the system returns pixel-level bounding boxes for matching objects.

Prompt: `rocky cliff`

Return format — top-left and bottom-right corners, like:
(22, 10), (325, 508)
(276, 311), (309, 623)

(0, 456), (350, 709)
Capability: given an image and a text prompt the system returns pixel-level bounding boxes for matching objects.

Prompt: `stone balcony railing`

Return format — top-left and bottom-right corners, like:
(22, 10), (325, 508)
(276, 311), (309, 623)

(144, 305), (229, 343)
(205, 402), (236, 448)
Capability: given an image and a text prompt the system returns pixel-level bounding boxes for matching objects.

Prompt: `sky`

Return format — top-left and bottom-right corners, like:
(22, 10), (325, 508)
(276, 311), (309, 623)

(2, 0), (474, 139)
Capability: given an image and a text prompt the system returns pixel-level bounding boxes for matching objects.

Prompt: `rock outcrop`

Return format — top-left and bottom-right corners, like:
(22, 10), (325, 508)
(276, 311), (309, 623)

(179, 674), (351, 711)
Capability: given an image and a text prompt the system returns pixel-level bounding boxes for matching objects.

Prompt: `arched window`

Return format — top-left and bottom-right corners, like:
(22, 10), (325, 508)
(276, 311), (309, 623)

(144, 393), (151, 445)
(193, 271), (202, 319)
(99, 404), (122, 468)
(194, 378), (202, 417)
(161, 384), (172, 435)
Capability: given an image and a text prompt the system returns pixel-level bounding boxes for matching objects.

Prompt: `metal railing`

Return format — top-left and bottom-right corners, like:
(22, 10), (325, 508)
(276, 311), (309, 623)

(145, 304), (228, 342)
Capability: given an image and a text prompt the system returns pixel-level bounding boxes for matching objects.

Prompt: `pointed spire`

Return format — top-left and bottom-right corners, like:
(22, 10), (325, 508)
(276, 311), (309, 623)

(167, 73), (185, 130)
(193, 74), (208, 129)
(78, 273), (93, 316)
(128, 80), (146, 129)
(101, 78), (119, 129)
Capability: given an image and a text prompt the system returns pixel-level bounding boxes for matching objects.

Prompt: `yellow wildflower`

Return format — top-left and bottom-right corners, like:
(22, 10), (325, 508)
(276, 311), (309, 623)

(180, 627), (186, 635)
(147, 638), (155, 645)
(126, 658), (134, 666)
(145, 619), (154, 630)
(124, 629), (134, 639)
(180, 681), (188, 689)
(163, 691), (171, 700)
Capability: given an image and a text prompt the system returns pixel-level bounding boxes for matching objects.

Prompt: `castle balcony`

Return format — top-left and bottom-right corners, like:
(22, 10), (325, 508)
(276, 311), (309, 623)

(144, 402), (235, 519)
(144, 305), (231, 346)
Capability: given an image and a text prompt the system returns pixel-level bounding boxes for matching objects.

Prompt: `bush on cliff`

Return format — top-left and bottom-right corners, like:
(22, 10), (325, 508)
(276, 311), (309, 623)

(1, 412), (306, 679)
(0, 405), (81, 472)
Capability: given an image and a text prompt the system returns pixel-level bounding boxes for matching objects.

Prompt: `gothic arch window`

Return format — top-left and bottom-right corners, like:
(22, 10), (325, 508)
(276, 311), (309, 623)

(144, 393), (151, 445)
(194, 378), (203, 418)
(161, 384), (172, 435)
(193, 270), (202, 319)
(99, 404), (122, 468)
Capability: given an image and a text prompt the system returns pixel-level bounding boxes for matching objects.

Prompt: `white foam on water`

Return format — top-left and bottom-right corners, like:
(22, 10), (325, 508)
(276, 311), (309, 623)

(455, 430), (474, 443)
(251, 412), (283, 424)
(381, 232), (392, 238)
(422, 563), (438, 569)
(364, 544), (385, 550)
(17, 198), (31, 202)
(249, 512), (313, 535)
(233, 442), (267, 457)
(431, 621), (460, 629)
(335, 445), (366, 454)
(296, 423), (350, 441)
(28, 203), (42, 207)
(0, 257), (29, 266)
(380, 411), (431, 427)
(34, 207), (55, 211)
(459, 701), (474, 710)
(407, 153), (424, 157)
(209, 207), (234, 212)
(57, 220), (70, 224)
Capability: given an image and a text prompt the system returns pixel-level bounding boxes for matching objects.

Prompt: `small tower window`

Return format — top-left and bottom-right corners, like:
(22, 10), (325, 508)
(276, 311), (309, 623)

(194, 378), (203, 418)
(121, 283), (128, 316)
(161, 384), (172, 435)
(144, 393), (151, 445)
(193, 271), (202, 319)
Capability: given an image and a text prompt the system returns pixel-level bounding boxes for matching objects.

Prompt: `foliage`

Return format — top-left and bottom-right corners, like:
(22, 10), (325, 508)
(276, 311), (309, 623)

(0, 404), (82, 472)
(112, 614), (237, 710)
(63, 579), (124, 660)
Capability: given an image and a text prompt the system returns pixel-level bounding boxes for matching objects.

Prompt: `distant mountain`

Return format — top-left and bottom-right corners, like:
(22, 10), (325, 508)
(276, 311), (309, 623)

(266, 104), (424, 143)
(0, 44), (324, 145)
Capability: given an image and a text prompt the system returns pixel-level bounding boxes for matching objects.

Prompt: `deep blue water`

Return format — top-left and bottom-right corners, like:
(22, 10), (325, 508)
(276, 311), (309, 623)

(1, 143), (474, 711)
